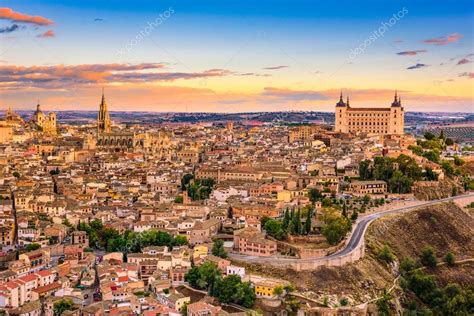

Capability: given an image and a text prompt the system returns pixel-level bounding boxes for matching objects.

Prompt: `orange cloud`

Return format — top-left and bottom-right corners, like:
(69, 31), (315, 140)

(0, 7), (53, 26)
(423, 33), (463, 45)
(0, 63), (233, 89)
(37, 30), (55, 38)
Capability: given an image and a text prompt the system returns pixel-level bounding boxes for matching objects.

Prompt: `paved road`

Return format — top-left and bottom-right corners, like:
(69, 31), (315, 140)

(230, 193), (474, 264)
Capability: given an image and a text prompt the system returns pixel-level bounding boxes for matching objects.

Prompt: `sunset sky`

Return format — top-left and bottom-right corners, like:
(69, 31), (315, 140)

(0, 0), (473, 112)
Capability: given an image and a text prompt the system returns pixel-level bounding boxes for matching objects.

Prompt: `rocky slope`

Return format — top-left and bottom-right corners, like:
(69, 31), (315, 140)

(240, 202), (474, 306)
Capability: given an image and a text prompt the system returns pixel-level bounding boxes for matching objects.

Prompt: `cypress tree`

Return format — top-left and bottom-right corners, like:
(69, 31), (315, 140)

(342, 202), (348, 218)
(304, 208), (312, 234)
(295, 209), (302, 235)
(282, 208), (290, 230)
(290, 209), (297, 235)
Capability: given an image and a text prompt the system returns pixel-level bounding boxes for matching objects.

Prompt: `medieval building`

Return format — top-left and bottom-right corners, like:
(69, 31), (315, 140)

(30, 103), (57, 134)
(95, 92), (172, 154)
(334, 92), (404, 135)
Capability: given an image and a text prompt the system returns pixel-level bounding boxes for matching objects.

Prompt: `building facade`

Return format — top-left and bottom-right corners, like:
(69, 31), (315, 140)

(335, 92), (404, 135)
(30, 103), (57, 134)
(95, 92), (172, 153)
(350, 180), (387, 195)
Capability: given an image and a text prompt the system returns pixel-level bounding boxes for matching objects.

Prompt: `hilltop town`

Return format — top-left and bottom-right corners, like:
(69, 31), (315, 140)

(0, 93), (473, 315)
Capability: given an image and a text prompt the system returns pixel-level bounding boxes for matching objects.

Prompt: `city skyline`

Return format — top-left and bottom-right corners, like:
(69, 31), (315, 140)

(1, 0), (473, 112)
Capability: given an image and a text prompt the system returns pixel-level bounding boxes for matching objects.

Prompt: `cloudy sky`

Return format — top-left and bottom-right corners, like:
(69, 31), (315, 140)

(0, 0), (473, 112)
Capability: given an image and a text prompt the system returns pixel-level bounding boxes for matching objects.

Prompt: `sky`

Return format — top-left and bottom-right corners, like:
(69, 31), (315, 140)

(0, 0), (473, 113)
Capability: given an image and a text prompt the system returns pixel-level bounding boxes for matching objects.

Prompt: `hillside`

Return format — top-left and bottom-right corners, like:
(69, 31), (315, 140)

(367, 202), (474, 260)
(240, 202), (474, 307)
(413, 178), (465, 200)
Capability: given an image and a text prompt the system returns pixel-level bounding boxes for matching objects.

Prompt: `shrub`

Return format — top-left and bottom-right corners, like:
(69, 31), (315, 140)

(420, 246), (437, 268)
(378, 245), (395, 264)
(444, 252), (455, 267)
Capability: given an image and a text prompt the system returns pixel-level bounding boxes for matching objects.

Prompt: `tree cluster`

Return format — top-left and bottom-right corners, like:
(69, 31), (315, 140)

(359, 155), (427, 193)
(262, 206), (314, 240)
(211, 239), (227, 258)
(181, 174), (215, 200)
(398, 248), (473, 314)
(321, 213), (352, 245)
(78, 220), (187, 253)
(185, 262), (255, 308)
(53, 298), (75, 316)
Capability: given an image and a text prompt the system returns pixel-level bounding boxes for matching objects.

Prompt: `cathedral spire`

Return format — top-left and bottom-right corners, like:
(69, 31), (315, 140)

(336, 91), (346, 107)
(97, 89), (111, 134)
(392, 90), (401, 107)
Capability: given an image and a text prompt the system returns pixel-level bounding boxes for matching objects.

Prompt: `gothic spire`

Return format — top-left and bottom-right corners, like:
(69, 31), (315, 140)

(97, 89), (111, 134)
(336, 91), (346, 107)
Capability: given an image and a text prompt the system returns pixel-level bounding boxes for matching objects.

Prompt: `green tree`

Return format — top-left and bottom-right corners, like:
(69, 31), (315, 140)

(422, 150), (440, 163)
(444, 252), (455, 267)
(290, 209), (299, 235)
(173, 235), (188, 246)
(181, 173), (194, 190)
(445, 138), (454, 146)
(295, 209), (302, 235)
(378, 245), (395, 264)
(180, 302), (189, 316)
(184, 266), (201, 288)
(359, 160), (372, 180)
(212, 239), (228, 258)
(350, 210), (358, 221)
(321, 197), (332, 207)
(282, 208), (291, 230)
(217, 274), (242, 303)
(234, 281), (256, 308)
(399, 257), (419, 276)
(260, 216), (270, 228)
(425, 168), (438, 181)
(441, 161), (455, 177)
(304, 208), (312, 234)
(308, 188), (323, 203)
(376, 289), (392, 316)
(185, 262), (222, 293)
(341, 202), (347, 217)
(25, 243), (41, 252)
(273, 285), (284, 297)
(389, 170), (412, 194)
(362, 194), (371, 205)
(53, 298), (75, 316)
(420, 246), (437, 268)
(13, 171), (20, 178)
(264, 219), (286, 240)
(452, 187), (458, 196)
(438, 130), (445, 141)
(424, 131), (435, 140)
(322, 216), (352, 245)
(453, 156), (464, 166)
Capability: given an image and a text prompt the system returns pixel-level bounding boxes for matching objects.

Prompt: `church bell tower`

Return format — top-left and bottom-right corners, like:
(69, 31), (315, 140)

(97, 89), (111, 134)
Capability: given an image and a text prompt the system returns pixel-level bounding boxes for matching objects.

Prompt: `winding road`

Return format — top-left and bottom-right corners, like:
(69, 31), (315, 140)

(229, 193), (474, 265)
